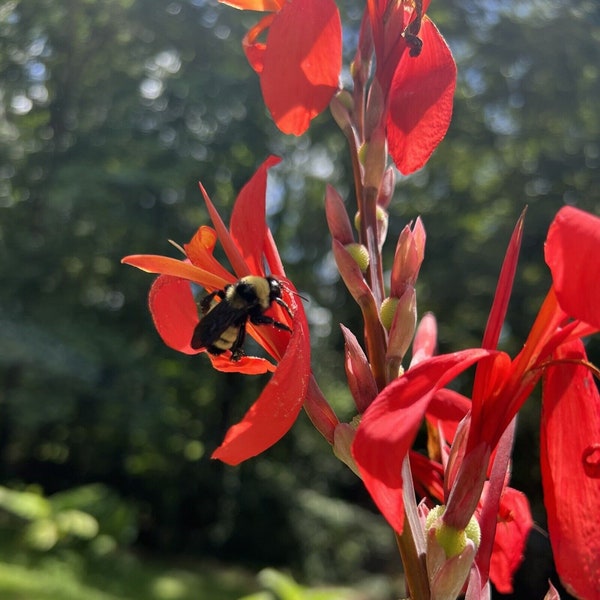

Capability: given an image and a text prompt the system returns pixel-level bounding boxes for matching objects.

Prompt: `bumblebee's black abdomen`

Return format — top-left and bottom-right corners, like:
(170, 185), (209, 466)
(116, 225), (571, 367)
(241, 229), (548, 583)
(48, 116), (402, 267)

(191, 299), (246, 350)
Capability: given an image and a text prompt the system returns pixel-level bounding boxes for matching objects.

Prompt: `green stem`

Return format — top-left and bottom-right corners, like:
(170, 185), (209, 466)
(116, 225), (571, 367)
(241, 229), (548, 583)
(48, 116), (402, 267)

(395, 456), (430, 600)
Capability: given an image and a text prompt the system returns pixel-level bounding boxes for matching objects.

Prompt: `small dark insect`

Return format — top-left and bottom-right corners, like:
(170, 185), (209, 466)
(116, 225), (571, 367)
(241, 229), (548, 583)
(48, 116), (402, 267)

(191, 275), (293, 361)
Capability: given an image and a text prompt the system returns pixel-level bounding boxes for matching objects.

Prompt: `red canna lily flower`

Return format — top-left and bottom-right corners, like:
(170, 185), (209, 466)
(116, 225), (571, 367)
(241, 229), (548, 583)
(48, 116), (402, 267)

(364, 0), (457, 174)
(352, 206), (600, 595)
(122, 156), (311, 466)
(221, 0), (342, 136)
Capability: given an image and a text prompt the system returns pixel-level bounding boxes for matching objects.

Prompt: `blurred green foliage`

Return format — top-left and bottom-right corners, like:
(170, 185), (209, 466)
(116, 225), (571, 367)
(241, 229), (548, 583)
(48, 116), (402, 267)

(0, 545), (255, 600)
(0, 483), (137, 551)
(240, 568), (367, 600)
(0, 0), (598, 598)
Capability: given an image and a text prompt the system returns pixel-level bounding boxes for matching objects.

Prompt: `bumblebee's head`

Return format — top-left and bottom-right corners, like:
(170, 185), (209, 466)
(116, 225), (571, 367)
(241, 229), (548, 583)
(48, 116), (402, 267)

(266, 276), (284, 301)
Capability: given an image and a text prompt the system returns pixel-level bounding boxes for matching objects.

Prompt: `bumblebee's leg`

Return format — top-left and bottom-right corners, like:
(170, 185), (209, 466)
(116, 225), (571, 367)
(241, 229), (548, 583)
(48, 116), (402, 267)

(274, 297), (294, 320)
(200, 289), (225, 314)
(251, 314), (292, 333)
(230, 324), (248, 361)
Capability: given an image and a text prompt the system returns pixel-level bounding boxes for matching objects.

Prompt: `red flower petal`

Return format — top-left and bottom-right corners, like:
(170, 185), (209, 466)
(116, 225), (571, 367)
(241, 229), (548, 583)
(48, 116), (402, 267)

(260, 0), (342, 135)
(148, 275), (201, 355)
(209, 353), (276, 374)
(122, 254), (228, 289)
(545, 206), (600, 330)
(184, 226), (235, 284)
(386, 17), (456, 174)
(220, 0), (283, 11)
(541, 339), (600, 599)
(352, 349), (491, 533)
(410, 451), (444, 502)
(410, 311), (438, 367)
(242, 14), (275, 74)
(211, 304), (311, 465)
(230, 155), (281, 274)
(488, 487), (533, 594)
(481, 210), (525, 351)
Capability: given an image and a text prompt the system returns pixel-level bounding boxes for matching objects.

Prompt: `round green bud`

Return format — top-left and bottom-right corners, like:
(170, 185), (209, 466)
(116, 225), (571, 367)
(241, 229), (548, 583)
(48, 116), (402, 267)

(436, 523), (468, 558)
(354, 205), (388, 233)
(465, 514), (481, 548)
(425, 504), (445, 530)
(380, 296), (399, 331)
(425, 505), (481, 558)
(345, 243), (370, 273)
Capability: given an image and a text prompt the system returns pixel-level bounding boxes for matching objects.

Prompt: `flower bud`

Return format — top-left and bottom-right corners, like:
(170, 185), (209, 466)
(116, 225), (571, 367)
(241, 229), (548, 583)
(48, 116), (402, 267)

(330, 91), (354, 134)
(380, 297), (399, 331)
(344, 243), (370, 273)
(391, 217), (426, 297)
(341, 324), (378, 413)
(425, 505), (480, 600)
(325, 185), (354, 245)
(333, 421), (361, 476)
(385, 288), (417, 377)
(354, 205), (388, 236)
(377, 167), (395, 210)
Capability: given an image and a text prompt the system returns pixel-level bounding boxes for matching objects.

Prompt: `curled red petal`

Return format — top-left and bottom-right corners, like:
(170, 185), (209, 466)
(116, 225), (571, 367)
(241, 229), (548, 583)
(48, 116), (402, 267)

(242, 15), (273, 74)
(545, 206), (600, 330)
(211, 301), (311, 465)
(541, 339), (600, 599)
(386, 17), (456, 174)
(352, 348), (492, 533)
(260, 0), (342, 135)
(148, 275), (201, 355)
(184, 226), (235, 284)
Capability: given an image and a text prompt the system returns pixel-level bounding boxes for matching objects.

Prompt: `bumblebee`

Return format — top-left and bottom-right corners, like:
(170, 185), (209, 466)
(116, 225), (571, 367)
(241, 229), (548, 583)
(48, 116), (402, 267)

(191, 275), (293, 360)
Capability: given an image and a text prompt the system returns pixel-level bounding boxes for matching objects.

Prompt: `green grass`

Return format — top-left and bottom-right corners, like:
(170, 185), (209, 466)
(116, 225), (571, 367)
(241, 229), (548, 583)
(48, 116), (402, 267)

(0, 548), (255, 600)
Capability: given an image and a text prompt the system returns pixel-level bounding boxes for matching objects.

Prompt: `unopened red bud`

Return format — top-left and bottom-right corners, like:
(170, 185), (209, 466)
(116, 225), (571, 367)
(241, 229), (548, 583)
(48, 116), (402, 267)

(377, 167), (395, 210)
(325, 185), (354, 245)
(385, 288), (417, 372)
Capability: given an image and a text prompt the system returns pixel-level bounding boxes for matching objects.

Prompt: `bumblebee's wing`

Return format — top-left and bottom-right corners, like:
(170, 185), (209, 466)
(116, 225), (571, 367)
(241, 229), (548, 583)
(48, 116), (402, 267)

(191, 300), (247, 350)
